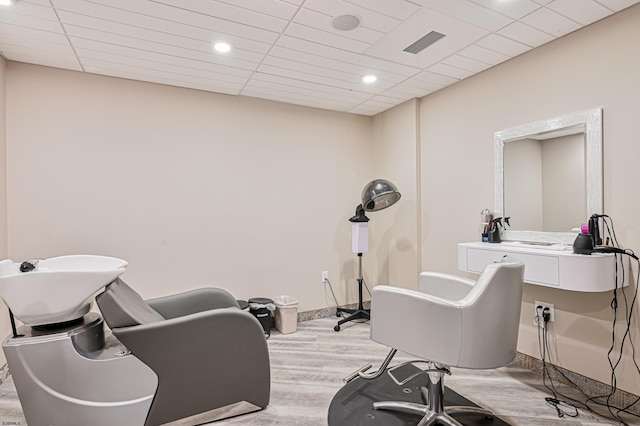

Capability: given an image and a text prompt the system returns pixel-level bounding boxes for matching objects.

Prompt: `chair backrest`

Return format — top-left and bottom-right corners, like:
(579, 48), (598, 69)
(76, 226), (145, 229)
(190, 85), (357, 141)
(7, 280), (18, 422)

(457, 257), (525, 369)
(96, 278), (165, 329)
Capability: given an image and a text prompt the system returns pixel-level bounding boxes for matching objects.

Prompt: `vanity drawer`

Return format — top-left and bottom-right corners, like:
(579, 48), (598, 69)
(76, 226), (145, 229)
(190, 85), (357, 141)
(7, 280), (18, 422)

(466, 248), (559, 286)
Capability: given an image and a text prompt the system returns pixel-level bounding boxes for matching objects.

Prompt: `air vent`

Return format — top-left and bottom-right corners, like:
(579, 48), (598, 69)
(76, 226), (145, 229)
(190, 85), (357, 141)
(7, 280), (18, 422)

(403, 31), (446, 54)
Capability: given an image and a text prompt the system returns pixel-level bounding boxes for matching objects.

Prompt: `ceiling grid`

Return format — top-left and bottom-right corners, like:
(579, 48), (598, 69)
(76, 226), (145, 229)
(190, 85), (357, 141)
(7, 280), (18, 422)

(0, 0), (637, 115)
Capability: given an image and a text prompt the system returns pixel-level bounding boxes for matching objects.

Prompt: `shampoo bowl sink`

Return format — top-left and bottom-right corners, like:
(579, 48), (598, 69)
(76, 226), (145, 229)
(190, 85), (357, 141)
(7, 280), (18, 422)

(0, 255), (127, 326)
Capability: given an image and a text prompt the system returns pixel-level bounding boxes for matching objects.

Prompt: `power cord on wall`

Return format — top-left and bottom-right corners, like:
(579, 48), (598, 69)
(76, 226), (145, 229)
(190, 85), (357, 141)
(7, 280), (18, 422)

(324, 277), (372, 319)
(323, 278), (346, 319)
(537, 215), (640, 425)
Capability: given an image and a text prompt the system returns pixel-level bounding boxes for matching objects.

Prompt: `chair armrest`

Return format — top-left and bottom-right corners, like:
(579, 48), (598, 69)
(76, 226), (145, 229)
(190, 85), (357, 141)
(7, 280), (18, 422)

(370, 285), (463, 365)
(419, 272), (475, 301)
(146, 287), (240, 319)
(113, 308), (270, 426)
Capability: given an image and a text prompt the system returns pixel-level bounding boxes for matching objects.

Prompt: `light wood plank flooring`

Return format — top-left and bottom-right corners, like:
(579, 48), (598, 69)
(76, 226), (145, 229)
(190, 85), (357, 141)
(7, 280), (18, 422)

(0, 318), (635, 425)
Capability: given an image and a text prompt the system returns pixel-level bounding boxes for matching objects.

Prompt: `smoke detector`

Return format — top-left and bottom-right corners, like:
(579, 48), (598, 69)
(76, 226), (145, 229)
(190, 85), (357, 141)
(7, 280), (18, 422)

(332, 14), (361, 31)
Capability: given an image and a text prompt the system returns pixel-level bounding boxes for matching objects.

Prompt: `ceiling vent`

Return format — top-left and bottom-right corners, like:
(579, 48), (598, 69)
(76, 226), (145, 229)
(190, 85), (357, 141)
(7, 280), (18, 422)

(403, 31), (446, 54)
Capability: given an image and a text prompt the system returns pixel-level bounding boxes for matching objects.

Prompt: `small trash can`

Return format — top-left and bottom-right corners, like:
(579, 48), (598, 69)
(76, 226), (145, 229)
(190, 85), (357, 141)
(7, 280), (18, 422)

(273, 295), (299, 335)
(248, 297), (275, 337)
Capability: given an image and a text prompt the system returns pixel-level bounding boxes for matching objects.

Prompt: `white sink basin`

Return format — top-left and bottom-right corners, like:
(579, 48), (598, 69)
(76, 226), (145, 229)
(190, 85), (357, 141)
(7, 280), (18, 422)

(0, 255), (127, 326)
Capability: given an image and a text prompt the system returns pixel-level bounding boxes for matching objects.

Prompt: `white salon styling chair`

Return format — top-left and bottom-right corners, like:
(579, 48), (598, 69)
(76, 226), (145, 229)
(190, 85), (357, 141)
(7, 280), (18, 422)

(359, 257), (524, 426)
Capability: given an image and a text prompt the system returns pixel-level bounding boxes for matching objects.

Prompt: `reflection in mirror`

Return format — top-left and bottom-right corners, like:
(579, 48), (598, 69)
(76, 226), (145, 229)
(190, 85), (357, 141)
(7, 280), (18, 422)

(504, 132), (585, 232)
(495, 108), (602, 244)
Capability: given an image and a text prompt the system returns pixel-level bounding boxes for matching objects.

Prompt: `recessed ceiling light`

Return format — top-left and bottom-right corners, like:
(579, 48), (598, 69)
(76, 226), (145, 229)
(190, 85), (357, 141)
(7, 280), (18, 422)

(362, 75), (377, 84)
(332, 14), (361, 31)
(0, 0), (17, 5)
(213, 42), (232, 53)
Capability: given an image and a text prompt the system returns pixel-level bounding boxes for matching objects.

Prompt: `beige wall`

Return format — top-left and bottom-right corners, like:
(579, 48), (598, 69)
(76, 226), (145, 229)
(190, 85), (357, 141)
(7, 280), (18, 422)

(0, 56), (6, 258)
(504, 138), (543, 230)
(371, 99), (420, 290)
(5, 63), (375, 314)
(0, 55), (9, 367)
(541, 134), (585, 231)
(420, 4), (640, 394)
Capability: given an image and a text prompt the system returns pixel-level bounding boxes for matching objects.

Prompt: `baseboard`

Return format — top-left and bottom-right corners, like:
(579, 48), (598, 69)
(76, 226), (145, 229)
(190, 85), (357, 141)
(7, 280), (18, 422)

(511, 352), (640, 415)
(0, 364), (8, 385)
(297, 301), (370, 323)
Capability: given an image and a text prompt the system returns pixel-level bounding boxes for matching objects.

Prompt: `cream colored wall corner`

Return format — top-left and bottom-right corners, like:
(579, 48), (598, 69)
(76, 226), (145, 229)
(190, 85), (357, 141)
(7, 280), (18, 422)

(419, 4), (640, 395)
(0, 55), (10, 367)
(5, 63), (374, 314)
(370, 99), (420, 290)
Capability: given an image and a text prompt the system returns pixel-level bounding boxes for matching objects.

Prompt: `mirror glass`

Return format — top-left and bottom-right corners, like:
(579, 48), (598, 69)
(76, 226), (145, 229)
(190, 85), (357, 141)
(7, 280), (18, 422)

(494, 108), (602, 244)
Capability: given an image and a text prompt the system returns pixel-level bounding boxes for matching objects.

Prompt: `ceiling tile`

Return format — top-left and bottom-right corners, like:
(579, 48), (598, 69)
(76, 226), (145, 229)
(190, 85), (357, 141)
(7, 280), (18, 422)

(148, 0), (289, 33)
(474, 34), (531, 57)
(411, 70), (460, 86)
(66, 25), (265, 68)
(71, 38), (253, 81)
(0, 8), (64, 33)
(520, 7), (581, 37)
(343, 0), (420, 20)
(259, 56), (397, 91)
(365, 7), (490, 68)
(5, 1), (60, 21)
(547, 0), (612, 25)
(54, 0), (281, 43)
(303, 0), (403, 33)
(441, 54), (492, 73)
(3, 52), (81, 70)
(208, 0), (299, 20)
(248, 72), (372, 101)
(268, 46), (409, 83)
(497, 21), (554, 47)
(284, 22), (371, 53)
(416, 0), (514, 31)
(426, 63), (474, 80)
(276, 35), (420, 76)
(0, 0), (634, 115)
(84, 65), (241, 95)
(594, 0), (640, 12)
(293, 8), (386, 44)
(81, 57), (244, 91)
(468, 0), (542, 19)
(457, 44), (511, 66)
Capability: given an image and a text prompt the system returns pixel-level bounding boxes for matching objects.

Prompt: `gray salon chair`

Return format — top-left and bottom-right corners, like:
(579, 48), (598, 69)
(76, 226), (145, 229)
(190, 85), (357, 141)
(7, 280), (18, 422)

(360, 257), (525, 426)
(96, 278), (271, 426)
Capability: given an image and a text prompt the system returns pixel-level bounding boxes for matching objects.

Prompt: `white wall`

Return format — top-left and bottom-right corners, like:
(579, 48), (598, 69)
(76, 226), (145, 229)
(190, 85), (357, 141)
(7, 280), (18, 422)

(5, 63), (375, 314)
(420, 4), (640, 394)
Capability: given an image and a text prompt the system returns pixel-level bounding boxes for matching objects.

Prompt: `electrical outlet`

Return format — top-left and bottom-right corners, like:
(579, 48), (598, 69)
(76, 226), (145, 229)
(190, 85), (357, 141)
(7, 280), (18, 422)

(534, 301), (555, 327)
(321, 271), (329, 283)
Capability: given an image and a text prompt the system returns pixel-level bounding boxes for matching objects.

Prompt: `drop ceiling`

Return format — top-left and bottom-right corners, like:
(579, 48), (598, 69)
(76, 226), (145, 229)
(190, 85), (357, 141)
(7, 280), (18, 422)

(0, 0), (638, 116)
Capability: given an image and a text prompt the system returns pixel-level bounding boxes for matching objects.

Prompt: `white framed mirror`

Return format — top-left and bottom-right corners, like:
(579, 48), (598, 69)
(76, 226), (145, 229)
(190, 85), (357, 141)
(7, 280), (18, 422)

(494, 107), (603, 244)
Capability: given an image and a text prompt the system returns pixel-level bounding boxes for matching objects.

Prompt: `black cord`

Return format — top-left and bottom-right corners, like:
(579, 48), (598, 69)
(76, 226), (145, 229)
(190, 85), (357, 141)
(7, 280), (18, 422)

(537, 319), (579, 418)
(324, 278), (345, 318)
(537, 216), (640, 425)
(545, 397), (579, 418)
(362, 277), (371, 297)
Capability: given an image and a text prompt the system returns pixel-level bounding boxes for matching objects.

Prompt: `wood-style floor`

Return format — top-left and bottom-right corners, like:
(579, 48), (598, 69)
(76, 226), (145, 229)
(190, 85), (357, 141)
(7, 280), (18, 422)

(0, 317), (634, 425)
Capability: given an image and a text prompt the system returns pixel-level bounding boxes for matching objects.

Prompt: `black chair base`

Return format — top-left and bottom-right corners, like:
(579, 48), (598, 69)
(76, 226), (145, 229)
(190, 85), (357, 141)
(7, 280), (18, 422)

(335, 307), (370, 331)
(328, 363), (508, 426)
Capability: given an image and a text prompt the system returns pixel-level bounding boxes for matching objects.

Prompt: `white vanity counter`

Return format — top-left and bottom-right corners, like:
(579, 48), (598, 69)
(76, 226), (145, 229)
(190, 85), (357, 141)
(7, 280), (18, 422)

(458, 242), (627, 292)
